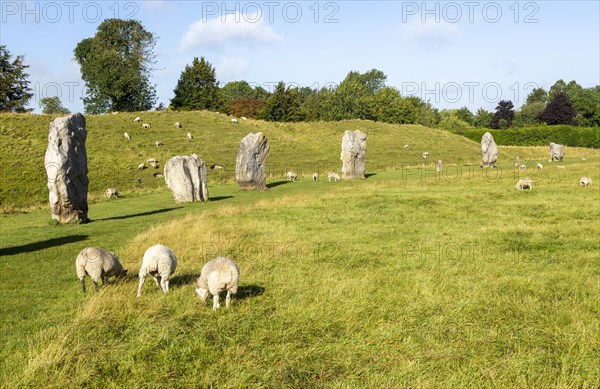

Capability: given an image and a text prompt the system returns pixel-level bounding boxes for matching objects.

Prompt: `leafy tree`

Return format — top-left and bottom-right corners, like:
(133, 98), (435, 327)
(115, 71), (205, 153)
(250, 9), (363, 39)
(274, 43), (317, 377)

(525, 87), (547, 104)
(539, 91), (577, 125)
(170, 57), (222, 111)
(259, 81), (304, 122)
(221, 81), (257, 102)
(228, 98), (265, 118)
(456, 106), (474, 126)
(155, 102), (166, 111)
(325, 70), (386, 120)
(39, 96), (70, 115)
(371, 87), (405, 123)
(473, 108), (493, 128)
(490, 100), (515, 129)
(300, 87), (333, 121)
(515, 101), (545, 127)
(0, 45), (33, 112)
(74, 19), (157, 113)
(548, 79), (567, 101)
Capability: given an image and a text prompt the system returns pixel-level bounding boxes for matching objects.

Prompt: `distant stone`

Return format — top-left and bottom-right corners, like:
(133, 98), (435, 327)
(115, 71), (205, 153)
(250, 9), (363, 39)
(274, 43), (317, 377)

(550, 142), (564, 162)
(44, 113), (89, 223)
(481, 132), (498, 168)
(235, 132), (269, 190)
(436, 160), (443, 172)
(582, 152), (586, 161)
(340, 130), (367, 179)
(164, 154), (209, 203)
(515, 156), (520, 167)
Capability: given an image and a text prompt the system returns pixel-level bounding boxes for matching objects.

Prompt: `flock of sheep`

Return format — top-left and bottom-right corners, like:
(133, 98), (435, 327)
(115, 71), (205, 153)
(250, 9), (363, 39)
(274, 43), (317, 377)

(76, 245), (240, 310)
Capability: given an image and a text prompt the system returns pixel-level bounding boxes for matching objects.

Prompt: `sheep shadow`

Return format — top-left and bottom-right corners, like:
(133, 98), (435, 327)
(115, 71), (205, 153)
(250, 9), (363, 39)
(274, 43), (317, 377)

(266, 180), (292, 189)
(236, 284), (266, 300)
(365, 173), (377, 179)
(0, 234), (89, 256)
(169, 273), (198, 287)
(210, 196), (234, 202)
(96, 207), (182, 221)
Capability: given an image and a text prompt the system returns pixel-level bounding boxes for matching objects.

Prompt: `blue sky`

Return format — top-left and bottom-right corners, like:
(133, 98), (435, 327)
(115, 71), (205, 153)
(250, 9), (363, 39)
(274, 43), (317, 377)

(1, 1), (598, 113)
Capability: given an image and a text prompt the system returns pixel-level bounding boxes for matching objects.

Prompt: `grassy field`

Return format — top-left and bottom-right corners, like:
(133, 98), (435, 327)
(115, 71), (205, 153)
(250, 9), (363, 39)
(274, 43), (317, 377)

(1, 112), (599, 387)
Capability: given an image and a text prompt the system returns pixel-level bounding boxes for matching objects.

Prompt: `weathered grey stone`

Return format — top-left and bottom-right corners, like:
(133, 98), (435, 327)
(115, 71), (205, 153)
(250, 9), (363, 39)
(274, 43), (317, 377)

(481, 132), (498, 168)
(436, 160), (443, 172)
(340, 130), (367, 179)
(164, 154), (209, 203)
(550, 142), (564, 162)
(235, 132), (269, 190)
(44, 113), (89, 223)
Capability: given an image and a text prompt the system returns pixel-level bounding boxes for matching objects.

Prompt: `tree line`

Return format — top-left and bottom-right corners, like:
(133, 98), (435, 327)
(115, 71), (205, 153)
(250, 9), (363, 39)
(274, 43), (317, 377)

(1, 19), (598, 130)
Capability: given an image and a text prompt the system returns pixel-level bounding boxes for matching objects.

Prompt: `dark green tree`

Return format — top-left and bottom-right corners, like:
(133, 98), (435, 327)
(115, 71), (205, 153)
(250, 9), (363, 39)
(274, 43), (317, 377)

(456, 106), (474, 125)
(74, 19), (157, 113)
(170, 57), (222, 111)
(259, 81), (304, 122)
(473, 108), (493, 128)
(0, 45), (33, 112)
(325, 70), (386, 120)
(515, 102), (545, 127)
(490, 100), (515, 129)
(525, 87), (547, 104)
(39, 96), (70, 115)
(539, 91), (577, 125)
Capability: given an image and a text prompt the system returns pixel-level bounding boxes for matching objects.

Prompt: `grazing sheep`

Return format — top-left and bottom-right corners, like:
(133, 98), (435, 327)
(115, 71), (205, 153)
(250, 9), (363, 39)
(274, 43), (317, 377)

(328, 172), (341, 182)
(76, 247), (127, 292)
(195, 256), (240, 310)
(422, 152), (429, 160)
(312, 172), (319, 181)
(210, 163), (225, 170)
(404, 144), (410, 149)
(174, 122), (182, 128)
(516, 177), (533, 190)
(155, 141), (163, 147)
(142, 123), (151, 129)
(147, 158), (158, 165)
(124, 132), (131, 140)
(519, 164), (526, 170)
(536, 163), (543, 170)
(231, 118), (238, 124)
(187, 132), (193, 140)
(153, 172), (164, 178)
(105, 188), (119, 199)
(134, 117), (141, 122)
(137, 244), (177, 297)
(286, 171), (298, 181)
(580, 177), (593, 187)
(240, 116), (247, 121)
(150, 162), (159, 170)
(137, 163), (147, 170)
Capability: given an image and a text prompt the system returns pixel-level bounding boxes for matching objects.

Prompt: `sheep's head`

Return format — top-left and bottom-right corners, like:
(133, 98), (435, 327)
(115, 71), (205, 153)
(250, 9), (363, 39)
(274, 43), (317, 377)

(196, 287), (209, 301)
(118, 269), (128, 278)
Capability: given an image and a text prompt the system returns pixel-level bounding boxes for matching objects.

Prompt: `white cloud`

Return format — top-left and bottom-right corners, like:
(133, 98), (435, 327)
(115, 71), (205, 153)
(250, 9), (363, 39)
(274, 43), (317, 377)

(179, 13), (282, 50)
(217, 56), (249, 82)
(401, 19), (460, 48)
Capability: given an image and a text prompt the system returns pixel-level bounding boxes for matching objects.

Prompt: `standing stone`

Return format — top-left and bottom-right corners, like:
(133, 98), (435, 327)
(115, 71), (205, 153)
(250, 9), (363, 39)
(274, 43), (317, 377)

(340, 130), (367, 179)
(515, 156), (520, 167)
(550, 142), (564, 162)
(481, 132), (498, 168)
(582, 153), (586, 161)
(164, 154), (208, 203)
(236, 132), (269, 190)
(44, 113), (89, 223)
(436, 160), (443, 172)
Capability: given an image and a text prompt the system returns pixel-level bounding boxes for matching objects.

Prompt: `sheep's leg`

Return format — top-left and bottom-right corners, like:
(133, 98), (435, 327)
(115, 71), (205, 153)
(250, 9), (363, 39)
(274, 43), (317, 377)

(225, 290), (231, 308)
(81, 278), (86, 293)
(161, 278), (169, 293)
(213, 294), (220, 310)
(137, 276), (145, 297)
(93, 280), (99, 292)
(153, 275), (162, 290)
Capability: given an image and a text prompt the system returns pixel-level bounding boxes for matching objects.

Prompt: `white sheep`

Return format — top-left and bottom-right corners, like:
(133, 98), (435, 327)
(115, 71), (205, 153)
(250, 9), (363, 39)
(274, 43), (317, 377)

(328, 172), (340, 182)
(211, 163), (225, 170)
(142, 123), (151, 129)
(404, 144), (410, 149)
(124, 132), (131, 140)
(155, 141), (163, 147)
(105, 188), (119, 199)
(146, 158), (158, 164)
(580, 177), (593, 187)
(195, 256), (240, 310)
(286, 171), (298, 181)
(312, 172), (319, 182)
(516, 177), (533, 190)
(76, 247), (127, 292)
(231, 118), (238, 124)
(134, 117), (141, 122)
(422, 152), (429, 159)
(187, 132), (193, 140)
(519, 164), (526, 170)
(137, 244), (177, 297)
(240, 116), (247, 121)
(153, 172), (164, 178)
(536, 163), (543, 170)
(137, 163), (147, 170)
(174, 122), (182, 128)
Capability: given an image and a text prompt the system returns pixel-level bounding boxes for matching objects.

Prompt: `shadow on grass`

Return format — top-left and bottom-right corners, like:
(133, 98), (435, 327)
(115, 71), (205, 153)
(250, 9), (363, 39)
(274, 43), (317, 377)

(95, 207), (182, 222)
(236, 284), (266, 300)
(170, 273), (198, 287)
(266, 180), (292, 189)
(365, 173), (377, 178)
(211, 196), (234, 202)
(0, 234), (89, 256)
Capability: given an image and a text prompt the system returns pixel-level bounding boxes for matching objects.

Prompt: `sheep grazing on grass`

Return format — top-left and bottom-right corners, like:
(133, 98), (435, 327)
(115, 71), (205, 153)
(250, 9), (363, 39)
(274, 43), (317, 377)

(137, 244), (177, 297)
(187, 132), (193, 140)
(134, 117), (141, 122)
(151, 162), (159, 170)
(231, 118), (238, 124)
(147, 158), (158, 164)
(137, 163), (147, 170)
(519, 164), (526, 170)
(536, 163), (543, 170)
(142, 123), (151, 129)
(174, 122), (182, 128)
(328, 172), (340, 182)
(240, 116), (247, 121)
(286, 171), (298, 181)
(211, 163), (225, 170)
(153, 172), (164, 178)
(105, 188), (119, 199)
(195, 256), (240, 310)
(516, 177), (533, 190)
(312, 172), (319, 181)
(155, 141), (163, 147)
(580, 177), (593, 187)
(404, 144), (410, 149)
(76, 247), (127, 292)
(422, 152), (429, 159)
(124, 132), (131, 140)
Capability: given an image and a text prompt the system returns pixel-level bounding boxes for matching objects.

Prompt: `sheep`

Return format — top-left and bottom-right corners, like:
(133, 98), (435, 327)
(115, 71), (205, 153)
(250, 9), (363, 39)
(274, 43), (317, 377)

(211, 163), (225, 170)
(231, 118), (238, 124)
(312, 172), (319, 182)
(76, 247), (127, 292)
(580, 177), (593, 187)
(519, 164), (526, 170)
(142, 123), (151, 129)
(516, 177), (533, 190)
(137, 163), (147, 170)
(328, 172), (340, 182)
(195, 256), (240, 310)
(536, 163), (543, 170)
(286, 171), (298, 181)
(105, 188), (119, 199)
(187, 132), (193, 140)
(150, 162), (159, 170)
(155, 141), (163, 147)
(422, 152), (429, 160)
(134, 117), (141, 122)
(146, 158), (158, 165)
(404, 144), (410, 149)
(240, 116), (247, 121)
(137, 244), (177, 297)
(174, 122), (182, 128)
(153, 172), (164, 178)
(124, 132), (131, 140)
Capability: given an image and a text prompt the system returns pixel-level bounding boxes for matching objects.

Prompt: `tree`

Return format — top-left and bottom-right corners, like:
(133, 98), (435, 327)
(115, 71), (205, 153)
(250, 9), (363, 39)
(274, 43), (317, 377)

(39, 96), (70, 115)
(525, 87), (547, 104)
(490, 100), (515, 129)
(515, 102), (545, 127)
(170, 57), (222, 111)
(74, 19), (157, 113)
(259, 81), (304, 122)
(155, 102), (166, 111)
(539, 91), (577, 125)
(325, 69), (386, 120)
(474, 108), (493, 128)
(0, 45), (33, 112)
(228, 98), (265, 118)
(456, 106), (474, 125)
(548, 79), (567, 102)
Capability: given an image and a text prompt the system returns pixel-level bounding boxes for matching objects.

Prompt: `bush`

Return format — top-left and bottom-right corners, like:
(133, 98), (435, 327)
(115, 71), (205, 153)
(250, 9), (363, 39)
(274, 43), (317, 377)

(461, 125), (599, 148)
